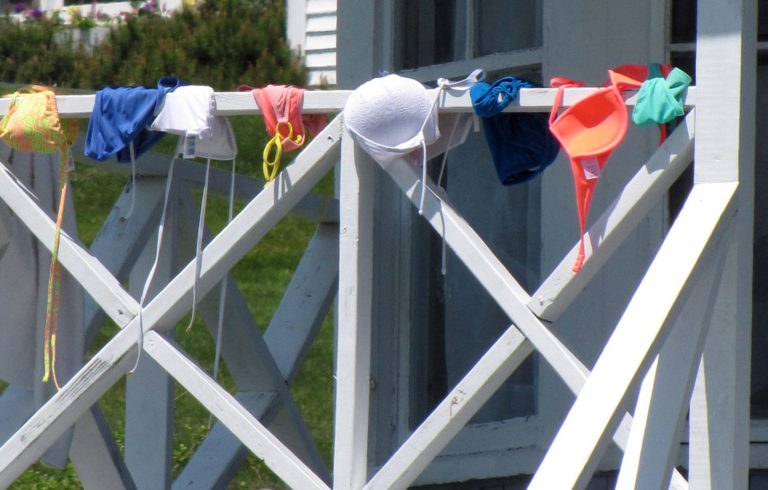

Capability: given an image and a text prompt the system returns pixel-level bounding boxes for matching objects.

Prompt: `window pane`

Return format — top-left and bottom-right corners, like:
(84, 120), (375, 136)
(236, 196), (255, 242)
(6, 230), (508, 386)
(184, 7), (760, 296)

(671, 0), (696, 43)
(394, 0), (457, 70)
(750, 56), (768, 417)
(673, 0), (768, 42)
(474, 0), (541, 56)
(442, 129), (540, 423)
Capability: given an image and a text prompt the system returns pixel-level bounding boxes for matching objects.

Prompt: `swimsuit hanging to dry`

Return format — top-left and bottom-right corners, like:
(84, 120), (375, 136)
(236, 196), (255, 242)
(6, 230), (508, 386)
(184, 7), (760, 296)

(239, 84), (328, 183)
(0, 86), (78, 390)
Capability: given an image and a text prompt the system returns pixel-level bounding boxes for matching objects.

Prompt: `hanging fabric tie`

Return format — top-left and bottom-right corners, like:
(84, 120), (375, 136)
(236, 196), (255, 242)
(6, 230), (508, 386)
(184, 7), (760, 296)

(417, 69), (485, 215)
(147, 86), (238, 378)
(239, 84), (328, 184)
(0, 86), (79, 390)
(208, 154), (237, 431)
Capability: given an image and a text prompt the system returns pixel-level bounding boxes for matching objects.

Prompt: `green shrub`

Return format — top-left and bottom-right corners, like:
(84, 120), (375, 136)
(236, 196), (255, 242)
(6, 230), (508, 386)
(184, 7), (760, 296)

(0, 15), (82, 86)
(0, 0), (305, 90)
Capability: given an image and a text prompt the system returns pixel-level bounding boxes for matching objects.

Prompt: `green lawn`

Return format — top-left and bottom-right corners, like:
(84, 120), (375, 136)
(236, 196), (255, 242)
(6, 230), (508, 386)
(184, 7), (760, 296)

(5, 115), (336, 489)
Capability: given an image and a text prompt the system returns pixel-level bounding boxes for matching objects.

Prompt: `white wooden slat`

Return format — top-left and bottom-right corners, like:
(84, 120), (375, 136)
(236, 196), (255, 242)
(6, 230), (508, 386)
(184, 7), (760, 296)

(142, 331), (329, 490)
(367, 152), (684, 488)
(693, 5), (753, 184)
(114, 116), (342, 338)
(690, 361), (714, 488)
(0, 117), (342, 481)
(164, 120), (340, 488)
(177, 280), (331, 485)
(0, 88), (697, 119)
(85, 178), (165, 345)
(528, 182), (737, 490)
(689, 239), (752, 490)
(285, 0), (306, 51)
(306, 0), (336, 15)
(619, 358), (662, 485)
(441, 87), (696, 113)
(175, 225), (336, 487)
(670, 469), (690, 490)
(0, 161), (138, 328)
(171, 182), (330, 483)
(333, 132), (375, 489)
(264, 223), (339, 383)
(0, 92), (344, 118)
(0, 331), (138, 487)
(530, 109), (695, 320)
(364, 328), (533, 490)
(4, 195), (334, 487)
(688, 1), (755, 488)
(380, 156), (589, 393)
(372, 145), (691, 487)
(615, 253), (725, 490)
(306, 51), (338, 69)
(308, 70), (338, 87)
(306, 33), (337, 51)
(306, 14), (337, 33)
(70, 406), (136, 490)
(172, 391), (275, 490)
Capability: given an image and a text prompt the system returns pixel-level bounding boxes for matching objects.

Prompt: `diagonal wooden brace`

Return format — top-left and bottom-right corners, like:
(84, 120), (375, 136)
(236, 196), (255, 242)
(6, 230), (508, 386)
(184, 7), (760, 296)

(0, 116), (343, 487)
(528, 182), (737, 490)
(371, 117), (695, 488)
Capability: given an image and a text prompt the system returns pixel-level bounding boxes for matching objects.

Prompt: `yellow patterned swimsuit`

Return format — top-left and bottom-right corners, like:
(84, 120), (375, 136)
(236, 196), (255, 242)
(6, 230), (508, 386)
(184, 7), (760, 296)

(0, 86), (78, 389)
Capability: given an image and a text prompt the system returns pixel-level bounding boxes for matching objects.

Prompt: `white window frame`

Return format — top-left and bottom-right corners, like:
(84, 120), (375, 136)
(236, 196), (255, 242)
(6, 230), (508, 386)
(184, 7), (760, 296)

(391, 0), (544, 81)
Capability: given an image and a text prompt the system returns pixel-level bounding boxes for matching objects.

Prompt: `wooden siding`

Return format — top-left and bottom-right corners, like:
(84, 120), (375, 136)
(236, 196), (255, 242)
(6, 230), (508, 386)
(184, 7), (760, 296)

(304, 0), (338, 86)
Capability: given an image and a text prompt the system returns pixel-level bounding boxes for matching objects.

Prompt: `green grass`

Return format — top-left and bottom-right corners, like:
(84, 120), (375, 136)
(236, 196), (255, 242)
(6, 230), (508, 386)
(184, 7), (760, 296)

(4, 117), (337, 489)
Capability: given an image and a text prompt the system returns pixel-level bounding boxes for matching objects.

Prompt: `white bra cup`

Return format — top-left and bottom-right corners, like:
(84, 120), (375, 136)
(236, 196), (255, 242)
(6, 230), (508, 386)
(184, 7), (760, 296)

(195, 116), (238, 161)
(343, 74), (440, 164)
(151, 85), (215, 138)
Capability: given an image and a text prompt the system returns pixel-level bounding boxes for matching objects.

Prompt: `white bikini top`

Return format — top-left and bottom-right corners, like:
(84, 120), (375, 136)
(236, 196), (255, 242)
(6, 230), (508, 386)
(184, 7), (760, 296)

(151, 85), (237, 160)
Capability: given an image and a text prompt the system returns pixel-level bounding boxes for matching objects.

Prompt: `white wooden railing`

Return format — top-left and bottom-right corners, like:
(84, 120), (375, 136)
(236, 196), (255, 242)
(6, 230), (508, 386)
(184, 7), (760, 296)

(0, 74), (750, 490)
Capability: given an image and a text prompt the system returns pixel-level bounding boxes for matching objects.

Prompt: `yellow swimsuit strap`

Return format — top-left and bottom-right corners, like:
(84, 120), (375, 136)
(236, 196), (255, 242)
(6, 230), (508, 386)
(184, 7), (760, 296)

(262, 121), (302, 184)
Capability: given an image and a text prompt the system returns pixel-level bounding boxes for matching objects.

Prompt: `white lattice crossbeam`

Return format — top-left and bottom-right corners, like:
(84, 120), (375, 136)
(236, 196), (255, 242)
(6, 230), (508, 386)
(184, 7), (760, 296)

(529, 182), (737, 489)
(0, 116), (343, 488)
(616, 253), (726, 489)
(360, 112), (695, 489)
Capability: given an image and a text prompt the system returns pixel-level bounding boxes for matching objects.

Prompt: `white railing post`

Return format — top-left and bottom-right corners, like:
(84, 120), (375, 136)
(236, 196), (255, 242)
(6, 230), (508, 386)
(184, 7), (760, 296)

(333, 130), (375, 489)
(689, 0), (756, 488)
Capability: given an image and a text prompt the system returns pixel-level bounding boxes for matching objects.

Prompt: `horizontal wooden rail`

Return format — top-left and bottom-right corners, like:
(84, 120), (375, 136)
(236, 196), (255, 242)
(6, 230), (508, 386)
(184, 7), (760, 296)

(0, 87), (697, 117)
